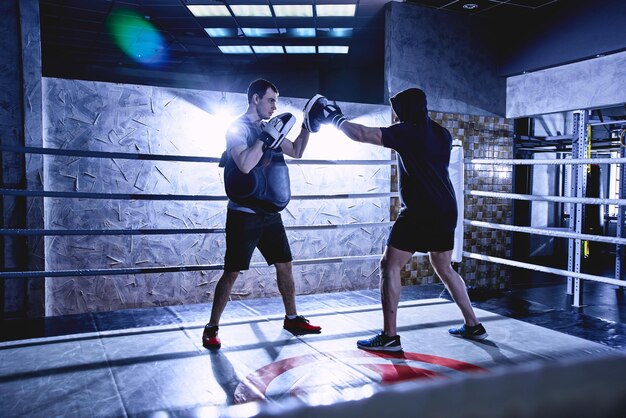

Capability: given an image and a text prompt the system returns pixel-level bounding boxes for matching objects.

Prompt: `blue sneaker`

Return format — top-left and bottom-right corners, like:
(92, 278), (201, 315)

(357, 332), (402, 352)
(448, 323), (488, 340)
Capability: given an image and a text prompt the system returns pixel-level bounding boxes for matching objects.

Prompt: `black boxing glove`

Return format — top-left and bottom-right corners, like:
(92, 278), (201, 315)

(321, 102), (347, 129)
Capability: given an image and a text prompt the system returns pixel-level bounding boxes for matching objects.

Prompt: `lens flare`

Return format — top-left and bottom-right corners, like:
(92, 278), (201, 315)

(106, 8), (167, 66)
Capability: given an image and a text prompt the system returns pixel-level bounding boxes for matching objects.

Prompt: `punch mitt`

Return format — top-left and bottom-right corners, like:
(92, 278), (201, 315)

(302, 94), (328, 133)
(259, 112), (296, 151)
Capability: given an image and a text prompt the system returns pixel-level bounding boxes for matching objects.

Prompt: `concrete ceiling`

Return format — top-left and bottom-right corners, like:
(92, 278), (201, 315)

(39, 0), (567, 93)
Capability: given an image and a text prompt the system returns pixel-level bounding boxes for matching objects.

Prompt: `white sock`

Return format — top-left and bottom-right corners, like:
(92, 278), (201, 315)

(286, 314), (297, 320)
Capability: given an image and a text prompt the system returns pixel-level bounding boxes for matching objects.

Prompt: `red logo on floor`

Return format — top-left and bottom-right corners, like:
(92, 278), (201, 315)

(233, 350), (485, 403)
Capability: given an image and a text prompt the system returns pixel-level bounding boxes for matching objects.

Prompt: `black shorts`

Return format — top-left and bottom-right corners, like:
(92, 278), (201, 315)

(224, 209), (293, 272)
(387, 210), (455, 253)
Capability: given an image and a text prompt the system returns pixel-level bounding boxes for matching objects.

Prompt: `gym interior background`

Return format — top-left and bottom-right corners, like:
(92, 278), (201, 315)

(1, 0), (625, 417)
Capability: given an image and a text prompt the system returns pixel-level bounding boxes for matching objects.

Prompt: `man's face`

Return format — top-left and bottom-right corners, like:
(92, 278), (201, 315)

(254, 87), (278, 120)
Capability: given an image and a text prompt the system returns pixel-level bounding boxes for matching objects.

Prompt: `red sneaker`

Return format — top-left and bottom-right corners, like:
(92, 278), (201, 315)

(202, 324), (221, 350)
(283, 315), (321, 334)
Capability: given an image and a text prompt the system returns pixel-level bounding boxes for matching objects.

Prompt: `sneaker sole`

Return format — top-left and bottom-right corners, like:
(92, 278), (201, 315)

(303, 94), (326, 132)
(284, 327), (322, 334)
(357, 344), (403, 352)
(202, 341), (221, 350)
(449, 332), (488, 340)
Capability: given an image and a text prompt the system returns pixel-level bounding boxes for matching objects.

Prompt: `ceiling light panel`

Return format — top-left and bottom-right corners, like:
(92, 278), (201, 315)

(187, 5), (231, 17)
(273, 5), (314, 17)
(230, 5), (272, 17)
(317, 27), (353, 37)
(285, 45), (316, 54)
(205, 28), (237, 37)
(318, 45), (349, 54)
(315, 4), (356, 17)
(252, 45), (284, 53)
(241, 27), (282, 37)
(218, 45), (253, 54)
(285, 27), (316, 37)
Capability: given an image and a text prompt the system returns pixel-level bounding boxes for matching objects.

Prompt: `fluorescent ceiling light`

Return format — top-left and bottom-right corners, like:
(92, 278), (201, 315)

(218, 45), (253, 54)
(316, 4), (356, 17)
(319, 45), (349, 54)
(285, 45), (316, 54)
(230, 5), (272, 17)
(273, 5), (313, 17)
(318, 27), (353, 37)
(241, 27), (280, 37)
(252, 45), (284, 54)
(286, 27), (316, 37)
(187, 5), (231, 17)
(205, 28), (235, 37)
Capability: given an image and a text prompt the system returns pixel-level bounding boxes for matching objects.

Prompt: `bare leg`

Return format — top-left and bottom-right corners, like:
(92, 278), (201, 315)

(275, 261), (297, 316)
(209, 270), (240, 326)
(429, 250), (479, 326)
(380, 246), (413, 336)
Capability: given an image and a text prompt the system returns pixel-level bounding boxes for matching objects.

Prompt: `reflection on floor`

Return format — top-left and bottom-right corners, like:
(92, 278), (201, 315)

(1, 283), (624, 417)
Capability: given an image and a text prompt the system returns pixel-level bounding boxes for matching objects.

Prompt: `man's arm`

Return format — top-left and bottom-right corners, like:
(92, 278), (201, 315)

(280, 126), (310, 158)
(320, 101), (383, 147)
(340, 121), (383, 147)
(228, 127), (264, 174)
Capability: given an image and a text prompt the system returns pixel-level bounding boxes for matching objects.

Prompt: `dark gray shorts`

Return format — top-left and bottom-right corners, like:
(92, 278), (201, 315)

(387, 210), (455, 253)
(224, 209), (293, 272)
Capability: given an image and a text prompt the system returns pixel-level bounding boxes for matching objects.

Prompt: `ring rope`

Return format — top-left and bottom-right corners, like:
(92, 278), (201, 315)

(468, 190), (626, 206)
(465, 220), (626, 245)
(0, 188), (398, 201)
(471, 157), (626, 165)
(0, 222), (394, 237)
(463, 251), (626, 287)
(0, 144), (394, 166)
(589, 120), (626, 127)
(0, 254), (382, 279)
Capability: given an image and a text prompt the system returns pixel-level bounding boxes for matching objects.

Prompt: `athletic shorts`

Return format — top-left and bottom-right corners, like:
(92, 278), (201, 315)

(387, 210), (455, 253)
(224, 209), (293, 272)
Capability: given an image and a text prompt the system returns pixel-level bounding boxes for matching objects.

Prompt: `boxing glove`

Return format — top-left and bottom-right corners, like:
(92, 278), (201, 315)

(260, 112), (296, 151)
(321, 102), (347, 129)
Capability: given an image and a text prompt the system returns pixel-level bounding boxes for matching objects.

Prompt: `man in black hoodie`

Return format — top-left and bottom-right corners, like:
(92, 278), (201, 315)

(318, 88), (487, 352)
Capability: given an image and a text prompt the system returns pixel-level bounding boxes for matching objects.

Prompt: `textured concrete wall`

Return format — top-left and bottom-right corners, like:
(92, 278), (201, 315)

(507, 51), (626, 118)
(1, 0), (44, 317)
(43, 78), (391, 315)
(0, 0), (25, 315)
(385, 2), (505, 117)
(20, 0), (45, 318)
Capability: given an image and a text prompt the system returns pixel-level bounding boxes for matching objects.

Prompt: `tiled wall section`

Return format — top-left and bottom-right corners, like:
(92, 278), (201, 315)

(398, 113), (514, 289)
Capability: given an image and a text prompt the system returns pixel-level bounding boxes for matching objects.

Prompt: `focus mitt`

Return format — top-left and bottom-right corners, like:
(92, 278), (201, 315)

(260, 112), (296, 151)
(303, 94), (328, 133)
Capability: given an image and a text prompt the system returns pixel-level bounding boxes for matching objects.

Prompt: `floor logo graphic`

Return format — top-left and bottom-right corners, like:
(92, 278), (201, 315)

(233, 350), (485, 403)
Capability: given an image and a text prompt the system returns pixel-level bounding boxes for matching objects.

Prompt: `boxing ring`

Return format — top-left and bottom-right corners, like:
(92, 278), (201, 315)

(2, 105), (626, 416)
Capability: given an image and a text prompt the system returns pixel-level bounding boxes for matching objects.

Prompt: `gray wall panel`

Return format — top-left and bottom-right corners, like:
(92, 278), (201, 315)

(0, 0), (44, 317)
(506, 51), (626, 118)
(385, 2), (505, 117)
(20, 0), (45, 317)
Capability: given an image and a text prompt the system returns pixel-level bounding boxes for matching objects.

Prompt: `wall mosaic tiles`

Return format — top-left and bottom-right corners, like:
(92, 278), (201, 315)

(398, 113), (514, 289)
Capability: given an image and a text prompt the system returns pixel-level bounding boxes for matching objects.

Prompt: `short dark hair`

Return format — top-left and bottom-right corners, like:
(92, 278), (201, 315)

(247, 79), (278, 103)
